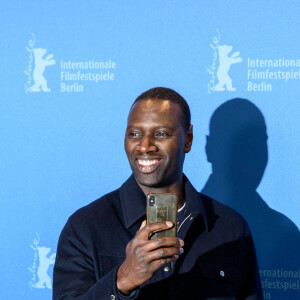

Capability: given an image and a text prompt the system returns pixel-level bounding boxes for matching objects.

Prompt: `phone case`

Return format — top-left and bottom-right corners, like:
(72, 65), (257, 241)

(146, 193), (178, 240)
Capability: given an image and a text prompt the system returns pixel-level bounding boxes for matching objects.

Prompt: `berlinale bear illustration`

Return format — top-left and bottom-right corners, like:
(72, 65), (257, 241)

(214, 45), (242, 92)
(31, 48), (56, 92)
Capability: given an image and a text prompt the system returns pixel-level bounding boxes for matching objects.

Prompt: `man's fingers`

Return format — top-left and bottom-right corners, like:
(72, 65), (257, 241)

(141, 237), (184, 253)
(144, 246), (184, 264)
(151, 221), (174, 234)
(137, 221), (173, 240)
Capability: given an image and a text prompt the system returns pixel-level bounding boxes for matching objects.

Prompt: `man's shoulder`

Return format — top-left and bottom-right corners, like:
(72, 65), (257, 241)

(57, 186), (126, 259)
(69, 187), (122, 224)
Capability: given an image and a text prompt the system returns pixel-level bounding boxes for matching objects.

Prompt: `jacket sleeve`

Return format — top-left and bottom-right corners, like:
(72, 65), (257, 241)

(52, 214), (139, 300)
(238, 223), (263, 300)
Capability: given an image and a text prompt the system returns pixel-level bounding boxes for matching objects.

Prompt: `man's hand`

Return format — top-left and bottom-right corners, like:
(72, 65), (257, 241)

(116, 221), (184, 295)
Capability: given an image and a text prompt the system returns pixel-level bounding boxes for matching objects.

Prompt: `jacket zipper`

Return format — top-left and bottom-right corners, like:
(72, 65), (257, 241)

(169, 213), (193, 273)
(177, 213), (192, 233)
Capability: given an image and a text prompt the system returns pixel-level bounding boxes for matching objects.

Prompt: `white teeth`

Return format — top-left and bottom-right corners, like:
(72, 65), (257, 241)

(138, 159), (158, 166)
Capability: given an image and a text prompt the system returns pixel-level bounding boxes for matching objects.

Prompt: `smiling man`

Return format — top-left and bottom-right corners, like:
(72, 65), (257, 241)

(53, 87), (263, 300)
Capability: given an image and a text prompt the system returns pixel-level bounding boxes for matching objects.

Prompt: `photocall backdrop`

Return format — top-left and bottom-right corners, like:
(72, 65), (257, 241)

(1, 1), (299, 299)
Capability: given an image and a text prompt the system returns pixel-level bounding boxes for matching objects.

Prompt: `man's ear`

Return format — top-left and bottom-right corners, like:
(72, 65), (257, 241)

(184, 125), (193, 153)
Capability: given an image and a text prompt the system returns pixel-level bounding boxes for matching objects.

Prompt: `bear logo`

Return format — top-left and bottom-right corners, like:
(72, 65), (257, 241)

(30, 48), (56, 92)
(34, 246), (56, 289)
(214, 44), (242, 92)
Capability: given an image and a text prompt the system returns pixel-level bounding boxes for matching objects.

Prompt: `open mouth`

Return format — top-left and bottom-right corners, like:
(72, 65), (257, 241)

(136, 159), (161, 173)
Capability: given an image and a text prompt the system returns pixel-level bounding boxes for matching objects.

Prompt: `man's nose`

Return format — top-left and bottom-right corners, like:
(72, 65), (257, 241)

(136, 136), (158, 153)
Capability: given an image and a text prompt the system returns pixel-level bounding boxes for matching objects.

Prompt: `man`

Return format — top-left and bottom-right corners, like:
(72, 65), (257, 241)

(53, 87), (263, 299)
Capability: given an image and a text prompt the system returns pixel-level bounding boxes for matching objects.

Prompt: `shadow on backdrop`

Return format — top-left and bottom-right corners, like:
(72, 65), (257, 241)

(201, 99), (300, 281)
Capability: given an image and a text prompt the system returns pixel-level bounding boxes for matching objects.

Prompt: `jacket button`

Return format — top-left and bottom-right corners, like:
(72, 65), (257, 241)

(164, 266), (169, 272)
(110, 295), (116, 300)
(220, 270), (225, 277)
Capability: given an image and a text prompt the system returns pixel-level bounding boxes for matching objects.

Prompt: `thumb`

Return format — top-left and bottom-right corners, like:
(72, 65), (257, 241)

(139, 220), (147, 231)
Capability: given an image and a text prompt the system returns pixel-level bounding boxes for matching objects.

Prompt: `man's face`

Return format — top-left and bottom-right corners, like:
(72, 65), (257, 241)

(125, 99), (192, 189)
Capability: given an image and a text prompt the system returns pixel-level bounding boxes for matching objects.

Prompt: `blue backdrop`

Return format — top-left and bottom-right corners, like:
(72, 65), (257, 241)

(1, 1), (299, 299)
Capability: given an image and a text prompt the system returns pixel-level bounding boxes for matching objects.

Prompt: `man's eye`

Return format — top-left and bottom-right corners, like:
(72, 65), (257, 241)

(128, 132), (141, 138)
(155, 132), (169, 138)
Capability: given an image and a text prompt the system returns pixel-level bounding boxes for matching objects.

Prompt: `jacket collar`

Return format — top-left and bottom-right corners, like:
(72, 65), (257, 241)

(119, 174), (147, 229)
(119, 174), (214, 232)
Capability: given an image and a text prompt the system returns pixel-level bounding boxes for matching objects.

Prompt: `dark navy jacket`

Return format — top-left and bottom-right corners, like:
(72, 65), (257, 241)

(53, 175), (263, 300)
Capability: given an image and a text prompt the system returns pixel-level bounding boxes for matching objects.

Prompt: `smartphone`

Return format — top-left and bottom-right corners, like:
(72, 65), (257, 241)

(146, 193), (178, 240)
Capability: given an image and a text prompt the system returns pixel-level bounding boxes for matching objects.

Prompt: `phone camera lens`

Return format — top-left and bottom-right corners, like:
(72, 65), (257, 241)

(149, 196), (155, 206)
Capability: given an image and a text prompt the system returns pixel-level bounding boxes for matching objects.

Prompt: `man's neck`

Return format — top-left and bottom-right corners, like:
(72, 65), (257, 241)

(136, 177), (185, 209)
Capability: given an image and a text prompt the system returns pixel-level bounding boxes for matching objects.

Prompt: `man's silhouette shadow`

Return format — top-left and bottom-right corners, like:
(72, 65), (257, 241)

(201, 98), (300, 274)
